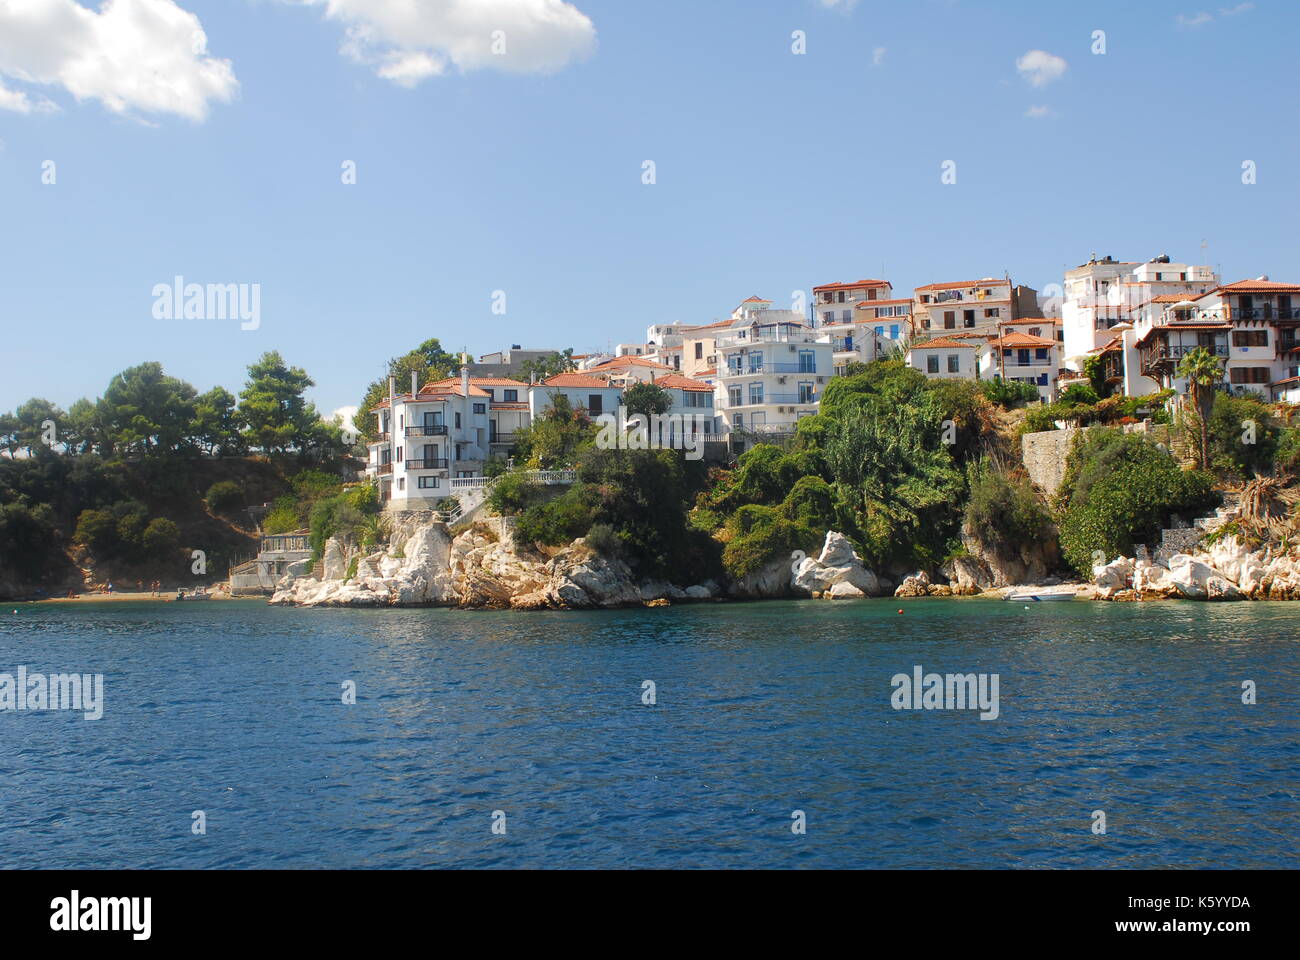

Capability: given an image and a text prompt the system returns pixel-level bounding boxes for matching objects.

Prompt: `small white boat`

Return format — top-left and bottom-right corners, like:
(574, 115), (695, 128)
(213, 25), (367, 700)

(1005, 590), (1074, 602)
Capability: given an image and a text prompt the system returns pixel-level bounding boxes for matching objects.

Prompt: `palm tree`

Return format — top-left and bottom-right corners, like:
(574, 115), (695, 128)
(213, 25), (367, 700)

(1177, 346), (1224, 469)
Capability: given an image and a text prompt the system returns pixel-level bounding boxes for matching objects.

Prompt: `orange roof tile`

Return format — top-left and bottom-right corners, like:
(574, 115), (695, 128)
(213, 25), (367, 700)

(586, 356), (676, 372)
(813, 279), (890, 292)
(988, 332), (1058, 348)
(915, 279), (1010, 292)
(1219, 279), (1300, 294)
(541, 373), (613, 388)
(653, 374), (715, 393)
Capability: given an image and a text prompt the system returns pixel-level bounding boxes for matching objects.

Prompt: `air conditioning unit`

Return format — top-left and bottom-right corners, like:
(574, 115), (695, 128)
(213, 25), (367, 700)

(788, 345), (797, 352)
(817, 377), (826, 384)
(777, 376), (787, 384)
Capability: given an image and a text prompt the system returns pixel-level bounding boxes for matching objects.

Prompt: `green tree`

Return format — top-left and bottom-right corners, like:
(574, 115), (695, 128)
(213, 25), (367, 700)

(141, 517), (181, 556)
(516, 349), (576, 384)
(354, 339), (460, 443)
(1177, 346), (1225, 470)
(99, 364), (197, 456)
(237, 352), (320, 454)
(190, 386), (245, 456)
(513, 394), (596, 469)
(624, 382), (673, 418)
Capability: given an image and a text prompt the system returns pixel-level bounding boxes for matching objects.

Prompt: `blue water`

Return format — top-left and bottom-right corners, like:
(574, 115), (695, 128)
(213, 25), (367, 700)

(1, 598), (1297, 868)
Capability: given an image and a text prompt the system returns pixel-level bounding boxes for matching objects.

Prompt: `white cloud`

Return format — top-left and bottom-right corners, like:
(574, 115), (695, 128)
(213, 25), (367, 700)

(1219, 3), (1254, 15)
(1024, 105), (1054, 119)
(1016, 49), (1067, 88)
(872, 46), (886, 66)
(1177, 11), (1214, 26)
(331, 406), (359, 435)
(817, 0), (860, 9)
(291, 0), (597, 84)
(0, 0), (237, 121)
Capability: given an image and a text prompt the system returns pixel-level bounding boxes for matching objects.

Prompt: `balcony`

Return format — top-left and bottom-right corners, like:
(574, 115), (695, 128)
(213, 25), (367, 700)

(489, 433), (518, 445)
(727, 394), (816, 407)
(1230, 307), (1300, 321)
(376, 462), (393, 475)
(405, 424), (448, 437)
(405, 459), (449, 471)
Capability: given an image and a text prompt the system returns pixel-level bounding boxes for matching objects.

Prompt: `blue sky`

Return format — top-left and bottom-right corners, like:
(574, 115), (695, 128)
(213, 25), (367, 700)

(1, 0), (1297, 418)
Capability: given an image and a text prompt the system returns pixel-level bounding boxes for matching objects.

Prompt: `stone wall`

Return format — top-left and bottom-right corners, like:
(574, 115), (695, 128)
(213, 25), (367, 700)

(1021, 427), (1089, 497)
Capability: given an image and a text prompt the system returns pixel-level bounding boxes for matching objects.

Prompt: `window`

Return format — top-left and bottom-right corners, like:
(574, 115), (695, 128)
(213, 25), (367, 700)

(927, 355), (939, 374)
(798, 381), (814, 404)
(985, 308), (1000, 318)
(947, 355), (960, 373)
(837, 291), (846, 303)
(890, 324), (900, 339)
(1035, 348), (1049, 361)
(454, 413), (461, 429)
(1028, 327), (1041, 338)
(1017, 349), (1031, 366)
(398, 478), (405, 490)
(729, 387), (742, 406)
(749, 382), (764, 405)
(822, 312), (834, 325)
(396, 446), (403, 462)
(733, 414), (744, 428)
(841, 310), (851, 323)
(1229, 367), (1270, 384)
(963, 310), (975, 327)
(944, 311), (956, 329)
(588, 394), (603, 416)
(875, 325), (884, 336)
(694, 343), (703, 359)
(473, 403), (486, 414)
(867, 288), (877, 301)
(418, 476), (439, 489)
(922, 316), (931, 330)
(798, 350), (815, 373)
(1232, 330), (1268, 347)
(748, 354), (764, 373)
(504, 389), (518, 402)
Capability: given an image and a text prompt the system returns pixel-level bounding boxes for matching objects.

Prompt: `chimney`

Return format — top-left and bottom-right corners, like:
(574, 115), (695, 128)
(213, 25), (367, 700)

(411, 370), (418, 397)
(461, 359), (470, 399)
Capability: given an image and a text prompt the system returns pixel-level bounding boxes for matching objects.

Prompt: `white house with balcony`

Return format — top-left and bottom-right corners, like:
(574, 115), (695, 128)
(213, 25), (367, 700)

(812, 280), (894, 375)
(1061, 254), (1219, 372)
(913, 279), (1014, 339)
(1123, 278), (1300, 402)
(715, 316), (833, 446)
(367, 368), (493, 511)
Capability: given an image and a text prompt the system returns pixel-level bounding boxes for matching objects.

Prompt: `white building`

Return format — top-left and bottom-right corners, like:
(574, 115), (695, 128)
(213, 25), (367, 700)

(812, 280), (894, 374)
(905, 336), (981, 380)
(715, 316), (833, 446)
(528, 372), (624, 420)
(368, 368), (493, 511)
(913, 278), (1014, 338)
(977, 331), (1061, 401)
(1061, 254), (1218, 371)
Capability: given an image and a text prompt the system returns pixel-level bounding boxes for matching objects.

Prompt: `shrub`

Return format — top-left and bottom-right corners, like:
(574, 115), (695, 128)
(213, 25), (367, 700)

(487, 471), (543, 515)
(1059, 383), (1101, 406)
(584, 522), (620, 557)
(980, 377), (1040, 408)
(515, 485), (599, 545)
(206, 480), (243, 513)
(262, 495), (301, 534)
(1207, 393), (1277, 479)
(74, 508), (118, 553)
(141, 517), (181, 555)
(964, 461), (1053, 554)
(1058, 432), (1219, 576)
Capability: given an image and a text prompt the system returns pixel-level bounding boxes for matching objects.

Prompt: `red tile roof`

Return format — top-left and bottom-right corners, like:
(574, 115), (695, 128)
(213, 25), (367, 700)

(915, 279), (1010, 292)
(653, 374), (715, 393)
(541, 373), (613, 388)
(813, 279), (891, 292)
(586, 356), (676, 373)
(1218, 279), (1300, 294)
(987, 332), (1059, 348)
